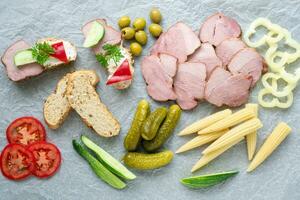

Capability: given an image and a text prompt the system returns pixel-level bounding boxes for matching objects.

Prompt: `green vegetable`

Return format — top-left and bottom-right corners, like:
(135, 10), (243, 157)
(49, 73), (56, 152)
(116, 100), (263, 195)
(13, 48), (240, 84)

(135, 30), (148, 45)
(31, 42), (55, 65)
(123, 151), (173, 170)
(141, 107), (167, 140)
(124, 100), (150, 151)
(133, 18), (146, 31)
(96, 44), (124, 67)
(129, 42), (142, 56)
(150, 8), (162, 24)
(149, 24), (163, 37)
(180, 170), (239, 188)
(81, 135), (136, 180)
(121, 27), (135, 40)
(83, 21), (105, 48)
(14, 49), (36, 67)
(72, 140), (126, 189)
(118, 16), (131, 28)
(143, 105), (181, 152)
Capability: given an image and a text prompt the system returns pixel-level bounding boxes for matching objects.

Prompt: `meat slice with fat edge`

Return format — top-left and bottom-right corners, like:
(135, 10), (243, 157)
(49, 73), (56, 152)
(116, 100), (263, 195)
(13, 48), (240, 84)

(199, 12), (241, 46)
(227, 48), (265, 87)
(215, 38), (246, 66)
(188, 43), (222, 77)
(205, 67), (252, 107)
(150, 22), (201, 63)
(141, 54), (177, 101)
(1, 40), (44, 82)
(81, 19), (121, 54)
(174, 62), (206, 110)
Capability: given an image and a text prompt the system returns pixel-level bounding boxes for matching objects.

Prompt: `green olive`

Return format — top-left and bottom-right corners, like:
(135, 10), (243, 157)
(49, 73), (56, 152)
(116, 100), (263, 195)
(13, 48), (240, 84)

(118, 16), (131, 28)
(150, 8), (162, 23)
(135, 31), (148, 45)
(121, 27), (135, 40)
(149, 24), (163, 37)
(133, 18), (146, 31)
(130, 42), (142, 56)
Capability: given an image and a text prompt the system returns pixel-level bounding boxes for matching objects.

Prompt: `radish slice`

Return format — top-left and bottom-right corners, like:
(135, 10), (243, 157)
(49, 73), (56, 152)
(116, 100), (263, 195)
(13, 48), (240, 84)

(51, 42), (68, 63)
(106, 59), (132, 85)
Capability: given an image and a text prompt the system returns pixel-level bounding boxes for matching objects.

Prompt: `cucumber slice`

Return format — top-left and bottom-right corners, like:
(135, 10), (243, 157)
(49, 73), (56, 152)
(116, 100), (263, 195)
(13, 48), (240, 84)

(72, 140), (126, 189)
(180, 170), (238, 188)
(83, 21), (105, 48)
(14, 49), (36, 67)
(81, 135), (136, 180)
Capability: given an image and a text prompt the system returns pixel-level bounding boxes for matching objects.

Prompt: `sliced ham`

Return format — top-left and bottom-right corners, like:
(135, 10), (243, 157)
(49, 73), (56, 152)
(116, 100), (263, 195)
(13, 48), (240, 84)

(141, 55), (177, 101)
(199, 13), (241, 46)
(215, 38), (246, 66)
(150, 22), (201, 63)
(227, 48), (265, 87)
(81, 19), (121, 54)
(205, 67), (252, 107)
(1, 40), (44, 82)
(174, 62), (206, 110)
(188, 43), (222, 77)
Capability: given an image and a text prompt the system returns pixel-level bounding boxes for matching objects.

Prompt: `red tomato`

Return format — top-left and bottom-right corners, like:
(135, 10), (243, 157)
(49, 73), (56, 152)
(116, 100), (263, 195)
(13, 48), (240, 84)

(27, 142), (61, 178)
(51, 42), (68, 63)
(0, 144), (35, 180)
(6, 116), (46, 146)
(106, 59), (132, 85)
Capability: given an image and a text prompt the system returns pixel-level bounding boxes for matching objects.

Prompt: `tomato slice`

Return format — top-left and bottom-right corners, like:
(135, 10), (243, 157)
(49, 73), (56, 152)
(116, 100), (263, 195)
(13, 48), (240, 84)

(0, 144), (35, 180)
(28, 142), (61, 178)
(106, 59), (132, 85)
(50, 42), (68, 63)
(6, 116), (46, 146)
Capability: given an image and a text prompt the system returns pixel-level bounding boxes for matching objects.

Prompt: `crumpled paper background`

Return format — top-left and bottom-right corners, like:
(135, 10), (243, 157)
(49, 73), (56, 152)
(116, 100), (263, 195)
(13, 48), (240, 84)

(0, 0), (300, 199)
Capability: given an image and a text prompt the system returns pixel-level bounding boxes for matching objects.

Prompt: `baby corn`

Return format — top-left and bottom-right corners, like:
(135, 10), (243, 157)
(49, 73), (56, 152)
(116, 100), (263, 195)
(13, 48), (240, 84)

(245, 103), (259, 160)
(198, 108), (255, 135)
(202, 118), (263, 155)
(176, 129), (228, 154)
(247, 122), (291, 172)
(178, 109), (232, 136)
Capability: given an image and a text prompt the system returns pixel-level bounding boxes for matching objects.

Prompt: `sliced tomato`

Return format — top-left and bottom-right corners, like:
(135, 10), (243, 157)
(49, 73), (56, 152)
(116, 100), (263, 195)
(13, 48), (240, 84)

(106, 59), (132, 85)
(0, 144), (35, 180)
(6, 116), (46, 146)
(50, 42), (68, 63)
(28, 142), (61, 178)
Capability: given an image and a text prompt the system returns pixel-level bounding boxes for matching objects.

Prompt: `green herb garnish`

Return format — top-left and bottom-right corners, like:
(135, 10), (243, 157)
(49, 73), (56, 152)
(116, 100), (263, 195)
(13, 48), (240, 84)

(31, 42), (54, 65)
(96, 44), (124, 68)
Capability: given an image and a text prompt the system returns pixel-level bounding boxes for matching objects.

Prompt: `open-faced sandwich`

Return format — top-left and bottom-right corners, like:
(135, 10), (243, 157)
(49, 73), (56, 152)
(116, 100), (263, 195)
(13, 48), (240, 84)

(1, 38), (77, 81)
(81, 19), (134, 90)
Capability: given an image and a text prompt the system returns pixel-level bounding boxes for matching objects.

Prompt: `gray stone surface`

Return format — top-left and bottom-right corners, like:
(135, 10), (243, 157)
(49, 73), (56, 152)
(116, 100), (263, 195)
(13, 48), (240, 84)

(0, 0), (300, 199)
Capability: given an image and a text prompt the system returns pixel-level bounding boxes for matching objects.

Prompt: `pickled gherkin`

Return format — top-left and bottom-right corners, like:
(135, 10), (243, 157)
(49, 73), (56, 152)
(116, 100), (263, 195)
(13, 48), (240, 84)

(123, 151), (173, 170)
(143, 105), (181, 152)
(124, 100), (150, 151)
(141, 107), (168, 140)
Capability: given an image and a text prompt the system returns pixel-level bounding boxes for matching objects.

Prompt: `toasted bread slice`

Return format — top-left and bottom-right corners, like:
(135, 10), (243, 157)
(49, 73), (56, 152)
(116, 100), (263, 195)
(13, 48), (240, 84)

(44, 70), (99, 129)
(37, 37), (77, 69)
(66, 72), (120, 137)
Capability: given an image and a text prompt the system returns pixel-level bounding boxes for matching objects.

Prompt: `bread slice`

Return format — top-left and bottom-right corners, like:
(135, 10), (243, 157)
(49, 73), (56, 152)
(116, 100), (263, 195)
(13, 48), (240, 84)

(44, 70), (99, 129)
(37, 37), (77, 69)
(66, 72), (120, 137)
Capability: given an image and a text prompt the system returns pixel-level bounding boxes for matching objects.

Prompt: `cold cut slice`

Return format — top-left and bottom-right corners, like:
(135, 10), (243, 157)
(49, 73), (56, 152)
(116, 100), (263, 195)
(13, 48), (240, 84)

(141, 55), (177, 101)
(227, 48), (264, 87)
(199, 13), (241, 46)
(1, 40), (44, 82)
(174, 62), (206, 110)
(150, 22), (201, 63)
(215, 38), (246, 66)
(188, 43), (222, 77)
(205, 67), (252, 107)
(81, 19), (121, 54)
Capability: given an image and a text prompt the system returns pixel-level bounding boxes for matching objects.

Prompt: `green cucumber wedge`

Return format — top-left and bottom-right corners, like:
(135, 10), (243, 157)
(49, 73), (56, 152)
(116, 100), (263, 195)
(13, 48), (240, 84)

(14, 49), (36, 67)
(83, 21), (105, 48)
(180, 170), (238, 188)
(81, 135), (136, 180)
(72, 140), (126, 189)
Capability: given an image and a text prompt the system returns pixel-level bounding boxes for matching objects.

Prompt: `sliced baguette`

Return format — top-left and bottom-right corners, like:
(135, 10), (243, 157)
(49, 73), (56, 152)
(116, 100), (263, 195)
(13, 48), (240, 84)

(66, 72), (120, 137)
(44, 70), (99, 129)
